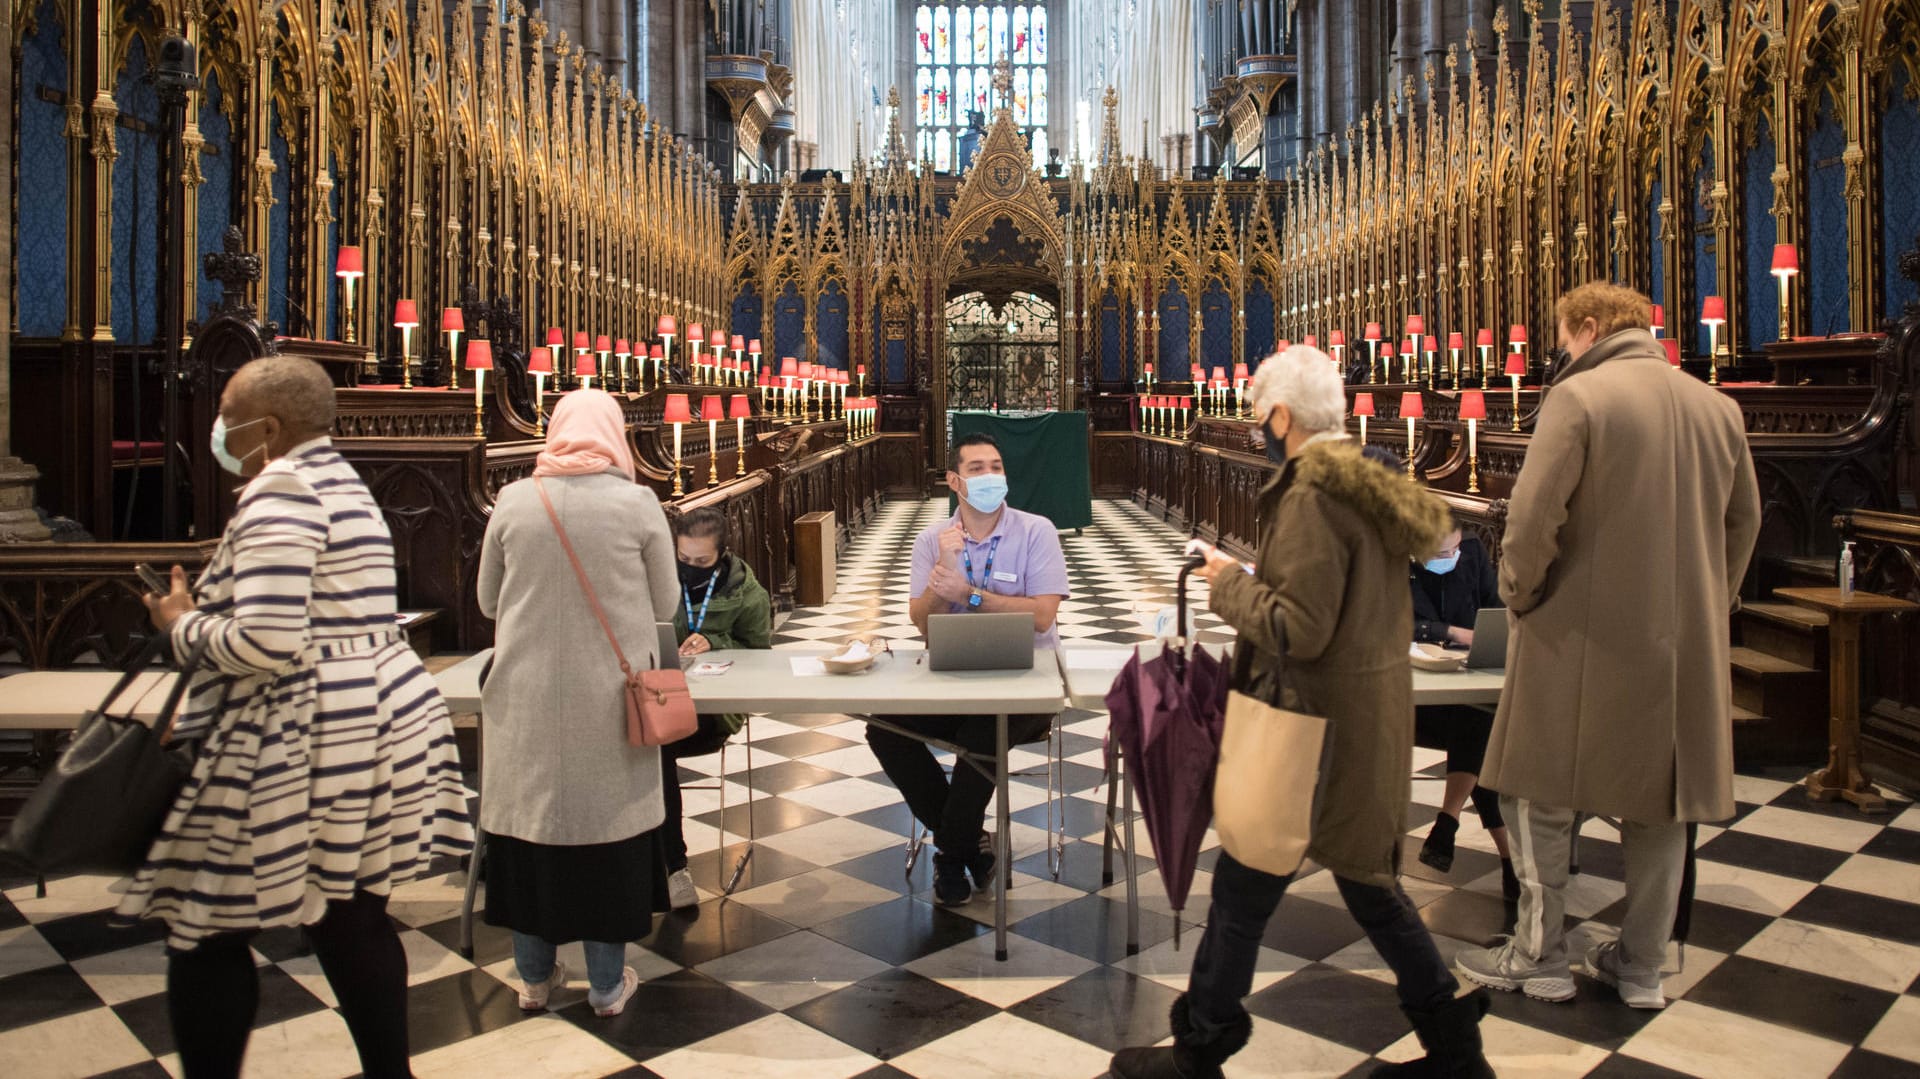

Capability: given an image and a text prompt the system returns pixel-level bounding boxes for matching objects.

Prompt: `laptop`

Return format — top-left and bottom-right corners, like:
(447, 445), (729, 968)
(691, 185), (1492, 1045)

(656, 622), (686, 668)
(927, 613), (1036, 671)
(1462, 608), (1508, 669)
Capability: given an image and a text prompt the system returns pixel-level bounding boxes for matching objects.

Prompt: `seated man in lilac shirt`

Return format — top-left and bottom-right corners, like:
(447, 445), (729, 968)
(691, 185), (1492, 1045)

(866, 432), (1071, 906)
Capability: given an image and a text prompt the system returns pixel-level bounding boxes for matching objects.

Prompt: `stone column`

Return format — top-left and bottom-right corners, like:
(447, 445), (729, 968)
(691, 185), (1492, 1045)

(0, 0), (52, 541)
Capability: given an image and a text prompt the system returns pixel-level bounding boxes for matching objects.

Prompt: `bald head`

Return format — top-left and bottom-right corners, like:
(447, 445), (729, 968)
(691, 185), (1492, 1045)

(225, 356), (337, 440)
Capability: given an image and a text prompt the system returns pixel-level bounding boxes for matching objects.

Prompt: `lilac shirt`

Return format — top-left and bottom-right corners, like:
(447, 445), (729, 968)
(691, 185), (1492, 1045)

(909, 507), (1071, 649)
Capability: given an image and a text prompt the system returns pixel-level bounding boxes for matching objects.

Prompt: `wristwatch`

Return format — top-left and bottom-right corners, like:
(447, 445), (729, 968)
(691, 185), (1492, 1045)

(967, 590), (984, 610)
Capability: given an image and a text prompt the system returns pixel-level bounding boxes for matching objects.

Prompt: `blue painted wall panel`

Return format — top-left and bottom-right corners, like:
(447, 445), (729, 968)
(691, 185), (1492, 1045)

(1807, 89), (1849, 335)
(17, 0), (69, 336)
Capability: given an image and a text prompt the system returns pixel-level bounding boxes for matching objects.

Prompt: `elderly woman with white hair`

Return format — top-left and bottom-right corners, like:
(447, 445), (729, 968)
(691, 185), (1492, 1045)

(1111, 346), (1491, 1079)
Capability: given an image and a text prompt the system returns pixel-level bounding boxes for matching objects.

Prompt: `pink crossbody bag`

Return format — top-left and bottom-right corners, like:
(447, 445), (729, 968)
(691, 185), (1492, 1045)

(534, 478), (697, 747)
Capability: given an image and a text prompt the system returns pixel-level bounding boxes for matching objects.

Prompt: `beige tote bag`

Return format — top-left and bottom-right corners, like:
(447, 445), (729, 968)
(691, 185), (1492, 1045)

(1212, 689), (1329, 877)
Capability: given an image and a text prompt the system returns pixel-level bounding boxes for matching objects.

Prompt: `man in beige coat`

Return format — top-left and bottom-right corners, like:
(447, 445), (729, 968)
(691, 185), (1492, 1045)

(1456, 283), (1760, 1011)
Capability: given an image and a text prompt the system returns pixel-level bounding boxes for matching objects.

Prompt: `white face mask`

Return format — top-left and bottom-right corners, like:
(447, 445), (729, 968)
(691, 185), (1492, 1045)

(210, 416), (266, 476)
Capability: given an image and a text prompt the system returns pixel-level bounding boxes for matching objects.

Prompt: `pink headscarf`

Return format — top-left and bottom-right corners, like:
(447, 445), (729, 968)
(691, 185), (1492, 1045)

(533, 389), (636, 483)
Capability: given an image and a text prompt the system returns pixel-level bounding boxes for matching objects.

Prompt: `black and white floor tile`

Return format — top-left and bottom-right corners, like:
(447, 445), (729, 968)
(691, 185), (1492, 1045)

(4, 499), (1919, 1077)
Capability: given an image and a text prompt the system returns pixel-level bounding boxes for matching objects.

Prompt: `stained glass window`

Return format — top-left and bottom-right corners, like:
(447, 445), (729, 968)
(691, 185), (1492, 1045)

(912, 3), (1050, 173)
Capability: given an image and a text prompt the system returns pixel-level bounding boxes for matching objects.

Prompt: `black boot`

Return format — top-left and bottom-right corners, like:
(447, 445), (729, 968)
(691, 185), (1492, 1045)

(1419, 812), (1460, 872)
(1110, 994), (1251, 1079)
(1371, 988), (1496, 1077)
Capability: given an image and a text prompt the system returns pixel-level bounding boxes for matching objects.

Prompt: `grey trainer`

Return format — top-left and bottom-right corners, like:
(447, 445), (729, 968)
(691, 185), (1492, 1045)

(1455, 938), (1576, 1002)
(1586, 940), (1667, 1009)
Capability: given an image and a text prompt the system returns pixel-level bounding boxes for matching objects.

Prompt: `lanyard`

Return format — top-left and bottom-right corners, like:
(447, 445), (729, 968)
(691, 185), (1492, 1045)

(961, 535), (1001, 591)
(683, 568), (720, 633)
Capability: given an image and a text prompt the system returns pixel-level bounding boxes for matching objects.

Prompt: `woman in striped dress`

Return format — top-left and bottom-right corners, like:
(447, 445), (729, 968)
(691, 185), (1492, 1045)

(126, 355), (473, 1079)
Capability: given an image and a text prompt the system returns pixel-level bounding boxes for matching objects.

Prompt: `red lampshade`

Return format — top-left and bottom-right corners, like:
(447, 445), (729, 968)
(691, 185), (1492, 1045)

(1405, 314), (1426, 336)
(1364, 322), (1383, 341)
(1650, 304), (1665, 328)
(1458, 390), (1487, 421)
(1476, 328), (1495, 347)
(615, 338), (630, 355)
(1663, 339), (1682, 366)
(687, 323), (705, 344)
(748, 338), (762, 353)
(730, 334), (746, 351)
(800, 362), (814, 378)
(527, 347), (553, 375)
(838, 369), (851, 385)
(1211, 366), (1226, 381)
(657, 315), (678, 336)
(1276, 339), (1291, 350)
(441, 306), (464, 333)
(757, 369), (772, 387)
(574, 353), (595, 377)
(393, 299), (419, 327)
(1401, 340), (1415, 357)
(596, 335), (611, 353)
(1380, 342), (1396, 358)
(464, 339), (493, 371)
(1305, 335), (1319, 348)
(729, 394), (751, 419)
(1351, 392), (1376, 417)
(1700, 295), (1727, 325)
(780, 357), (798, 377)
(1179, 396), (1192, 408)
(1505, 352), (1527, 377)
(546, 327), (564, 348)
(1508, 324), (1528, 345)
(1190, 364), (1205, 381)
(856, 364), (867, 375)
(709, 329), (727, 349)
(1399, 391), (1425, 419)
(1212, 377), (1229, 390)
(1771, 244), (1800, 276)
(1329, 330), (1346, 346)
(662, 394), (692, 423)
(572, 331), (589, 351)
(700, 395), (724, 421)
(649, 343), (664, 359)
(334, 246), (364, 277)
(1448, 331), (1464, 350)
(1233, 362), (1250, 379)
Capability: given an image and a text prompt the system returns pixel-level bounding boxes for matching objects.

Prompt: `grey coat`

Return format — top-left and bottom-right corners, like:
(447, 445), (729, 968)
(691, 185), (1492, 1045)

(477, 471), (680, 845)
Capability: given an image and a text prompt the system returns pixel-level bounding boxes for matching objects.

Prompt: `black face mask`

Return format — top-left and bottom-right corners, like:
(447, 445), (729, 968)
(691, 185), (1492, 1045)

(678, 556), (722, 593)
(1262, 416), (1290, 464)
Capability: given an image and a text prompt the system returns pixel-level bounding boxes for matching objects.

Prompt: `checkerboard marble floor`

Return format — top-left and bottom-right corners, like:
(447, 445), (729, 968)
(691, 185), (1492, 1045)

(5, 499), (1920, 1078)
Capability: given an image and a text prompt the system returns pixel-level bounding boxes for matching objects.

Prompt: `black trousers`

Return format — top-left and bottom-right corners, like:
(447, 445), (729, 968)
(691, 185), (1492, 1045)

(660, 715), (736, 872)
(1414, 704), (1505, 830)
(865, 713), (1054, 854)
(1187, 851), (1458, 1043)
(166, 890), (410, 1079)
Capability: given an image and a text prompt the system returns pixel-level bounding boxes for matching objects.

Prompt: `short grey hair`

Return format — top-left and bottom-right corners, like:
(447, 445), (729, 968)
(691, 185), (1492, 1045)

(230, 355), (337, 437)
(1248, 345), (1346, 433)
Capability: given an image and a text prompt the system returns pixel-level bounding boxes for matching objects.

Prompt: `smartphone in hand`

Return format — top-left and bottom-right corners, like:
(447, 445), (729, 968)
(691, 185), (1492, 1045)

(134, 563), (170, 595)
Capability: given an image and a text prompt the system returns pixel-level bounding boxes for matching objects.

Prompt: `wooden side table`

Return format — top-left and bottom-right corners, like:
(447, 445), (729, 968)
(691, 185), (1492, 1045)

(1774, 587), (1919, 812)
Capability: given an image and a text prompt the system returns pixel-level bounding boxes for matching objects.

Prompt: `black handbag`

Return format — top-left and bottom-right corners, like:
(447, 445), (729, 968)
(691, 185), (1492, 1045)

(0, 635), (213, 879)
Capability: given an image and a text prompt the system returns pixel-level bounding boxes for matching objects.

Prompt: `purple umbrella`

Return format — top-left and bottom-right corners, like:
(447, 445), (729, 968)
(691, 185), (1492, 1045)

(1104, 560), (1231, 944)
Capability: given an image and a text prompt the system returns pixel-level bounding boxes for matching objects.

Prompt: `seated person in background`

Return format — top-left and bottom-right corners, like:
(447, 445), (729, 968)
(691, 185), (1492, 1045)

(866, 433), (1070, 906)
(661, 507), (773, 909)
(1411, 525), (1517, 900)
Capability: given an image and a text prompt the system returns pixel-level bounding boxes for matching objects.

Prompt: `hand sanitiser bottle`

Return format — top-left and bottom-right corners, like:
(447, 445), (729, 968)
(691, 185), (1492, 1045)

(1838, 541), (1855, 601)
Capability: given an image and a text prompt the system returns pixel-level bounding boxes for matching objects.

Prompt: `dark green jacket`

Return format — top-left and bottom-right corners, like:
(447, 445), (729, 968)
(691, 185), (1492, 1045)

(672, 552), (772, 733)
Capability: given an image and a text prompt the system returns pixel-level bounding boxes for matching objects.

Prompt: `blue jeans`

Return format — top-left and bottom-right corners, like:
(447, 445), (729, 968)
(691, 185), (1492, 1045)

(512, 932), (627, 1004)
(1187, 851), (1459, 1040)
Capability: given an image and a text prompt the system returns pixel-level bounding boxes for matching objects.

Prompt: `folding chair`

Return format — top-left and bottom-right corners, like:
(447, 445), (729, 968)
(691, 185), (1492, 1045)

(902, 717), (1069, 885)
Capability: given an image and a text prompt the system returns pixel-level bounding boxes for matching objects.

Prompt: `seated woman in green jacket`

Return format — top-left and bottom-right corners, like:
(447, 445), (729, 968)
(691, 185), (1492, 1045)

(663, 507), (773, 908)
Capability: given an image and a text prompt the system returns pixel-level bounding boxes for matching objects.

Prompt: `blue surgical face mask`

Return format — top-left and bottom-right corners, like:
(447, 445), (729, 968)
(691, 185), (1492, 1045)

(1423, 553), (1460, 575)
(210, 416), (266, 476)
(962, 473), (1009, 514)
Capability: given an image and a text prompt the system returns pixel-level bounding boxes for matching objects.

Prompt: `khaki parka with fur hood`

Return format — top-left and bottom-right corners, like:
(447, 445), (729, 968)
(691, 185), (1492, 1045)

(1207, 437), (1453, 886)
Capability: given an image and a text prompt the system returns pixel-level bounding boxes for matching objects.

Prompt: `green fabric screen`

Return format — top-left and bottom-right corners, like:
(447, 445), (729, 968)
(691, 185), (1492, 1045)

(946, 411), (1093, 530)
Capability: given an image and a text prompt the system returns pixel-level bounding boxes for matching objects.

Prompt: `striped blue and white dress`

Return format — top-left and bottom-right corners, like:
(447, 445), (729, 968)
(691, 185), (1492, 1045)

(116, 438), (473, 951)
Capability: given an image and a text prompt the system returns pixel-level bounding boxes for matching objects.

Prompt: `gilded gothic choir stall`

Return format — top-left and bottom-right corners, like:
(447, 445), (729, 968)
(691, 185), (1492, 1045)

(4, 1), (1920, 797)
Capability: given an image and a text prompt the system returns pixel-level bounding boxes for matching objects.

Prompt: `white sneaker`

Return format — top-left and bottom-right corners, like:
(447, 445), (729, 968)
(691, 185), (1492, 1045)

(1456, 938), (1576, 1002)
(667, 868), (699, 909)
(1587, 940), (1667, 1009)
(518, 961), (567, 1011)
(592, 966), (641, 1017)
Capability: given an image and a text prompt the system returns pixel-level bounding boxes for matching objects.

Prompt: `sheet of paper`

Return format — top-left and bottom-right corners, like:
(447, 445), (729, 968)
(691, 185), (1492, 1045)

(789, 656), (828, 677)
(688, 660), (733, 677)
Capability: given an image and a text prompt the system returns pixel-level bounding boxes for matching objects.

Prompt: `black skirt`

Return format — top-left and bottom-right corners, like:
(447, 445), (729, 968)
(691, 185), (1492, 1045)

(481, 828), (667, 944)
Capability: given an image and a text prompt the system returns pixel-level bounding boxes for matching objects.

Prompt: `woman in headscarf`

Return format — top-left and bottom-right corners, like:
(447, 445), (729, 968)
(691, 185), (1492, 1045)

(128, 355), (472, 1079)
(477, 389), (680, 1017)
(1109, 346), (1492, 1079)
